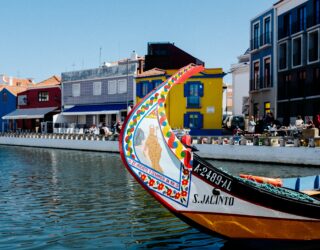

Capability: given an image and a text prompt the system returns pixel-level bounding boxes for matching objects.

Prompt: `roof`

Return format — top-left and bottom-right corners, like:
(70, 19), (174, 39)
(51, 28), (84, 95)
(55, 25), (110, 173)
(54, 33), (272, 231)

(137, 68), (166, 78)
(0, 75), (35, 87)
(36, 75), (61, 87)
(0, 85), (28, 96)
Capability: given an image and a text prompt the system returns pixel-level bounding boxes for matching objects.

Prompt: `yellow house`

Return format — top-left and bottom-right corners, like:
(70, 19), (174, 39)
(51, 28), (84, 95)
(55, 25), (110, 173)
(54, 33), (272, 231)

(136, 67), (224, 135)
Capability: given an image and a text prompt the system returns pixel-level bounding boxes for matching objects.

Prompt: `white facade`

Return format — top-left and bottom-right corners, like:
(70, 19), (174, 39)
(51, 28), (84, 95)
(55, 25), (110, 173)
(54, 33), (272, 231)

(230, 54), (250, 115)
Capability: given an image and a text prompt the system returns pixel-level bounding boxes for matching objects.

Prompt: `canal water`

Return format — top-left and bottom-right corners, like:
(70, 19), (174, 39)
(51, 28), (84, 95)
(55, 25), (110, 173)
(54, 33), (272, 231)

(0, 145), (319, 250)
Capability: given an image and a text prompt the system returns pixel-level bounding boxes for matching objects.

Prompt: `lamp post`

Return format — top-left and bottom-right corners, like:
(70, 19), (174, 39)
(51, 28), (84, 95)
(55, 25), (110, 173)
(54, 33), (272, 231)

(222, 84), (228, 115)
(127, 58), (129, 116)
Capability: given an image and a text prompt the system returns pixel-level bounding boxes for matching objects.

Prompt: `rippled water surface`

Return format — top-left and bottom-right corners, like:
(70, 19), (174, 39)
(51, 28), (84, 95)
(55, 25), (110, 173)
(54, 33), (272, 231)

(0, 145), (319, 249)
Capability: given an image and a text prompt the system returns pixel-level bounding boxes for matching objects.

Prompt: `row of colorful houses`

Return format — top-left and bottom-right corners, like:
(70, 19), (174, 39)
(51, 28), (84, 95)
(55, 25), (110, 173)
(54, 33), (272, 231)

(0, 43), (225, 135)
(0, 76), (61, 133)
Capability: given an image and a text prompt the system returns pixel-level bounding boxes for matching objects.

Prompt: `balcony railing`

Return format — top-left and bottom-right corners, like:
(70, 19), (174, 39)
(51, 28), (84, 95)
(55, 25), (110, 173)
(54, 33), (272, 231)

(187, 96), (201, 108)
(250, 78), (261, 91)
(250, 32), (272, 50)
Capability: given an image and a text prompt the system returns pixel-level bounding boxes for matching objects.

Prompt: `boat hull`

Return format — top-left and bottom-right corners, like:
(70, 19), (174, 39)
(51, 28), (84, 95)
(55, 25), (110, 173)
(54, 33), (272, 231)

(180, 212), (320, 240)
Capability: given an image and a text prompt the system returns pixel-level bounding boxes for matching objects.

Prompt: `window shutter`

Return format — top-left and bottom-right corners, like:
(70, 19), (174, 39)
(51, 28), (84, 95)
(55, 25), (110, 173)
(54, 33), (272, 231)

(198, 113), (203, 128)
(199, 82), (204, 97)
(184, 82), (189, 97)
(184, 113), (189, 128)
(148, 81), (154, 93)
(137, 83), (142, 98)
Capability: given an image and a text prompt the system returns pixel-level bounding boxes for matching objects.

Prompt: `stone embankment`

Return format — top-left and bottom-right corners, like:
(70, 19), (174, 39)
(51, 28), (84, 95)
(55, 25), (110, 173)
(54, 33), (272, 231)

(0, 133), (319, 166)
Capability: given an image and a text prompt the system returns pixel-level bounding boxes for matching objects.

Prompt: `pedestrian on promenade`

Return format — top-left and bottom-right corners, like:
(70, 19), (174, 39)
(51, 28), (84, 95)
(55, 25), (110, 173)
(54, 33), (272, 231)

(295, 115), (304, 128)
(248, 116), (256, 133)
(314, 113), (320, 129)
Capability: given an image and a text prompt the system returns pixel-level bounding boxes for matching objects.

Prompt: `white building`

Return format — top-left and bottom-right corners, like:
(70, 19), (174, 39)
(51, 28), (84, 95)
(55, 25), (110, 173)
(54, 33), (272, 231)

(230, 50), (250, 116)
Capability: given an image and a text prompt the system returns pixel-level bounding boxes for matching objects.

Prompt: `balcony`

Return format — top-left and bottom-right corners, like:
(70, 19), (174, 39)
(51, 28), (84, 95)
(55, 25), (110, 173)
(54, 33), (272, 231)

(250, 32), (272, 51)
(187, 96), (201, 109)
(250, 78), (261, 91)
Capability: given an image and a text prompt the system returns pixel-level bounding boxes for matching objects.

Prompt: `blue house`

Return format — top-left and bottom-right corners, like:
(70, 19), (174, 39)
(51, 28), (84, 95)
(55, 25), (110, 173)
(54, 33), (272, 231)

(0, 87), (18, 132)
(249, 8), (276, 119)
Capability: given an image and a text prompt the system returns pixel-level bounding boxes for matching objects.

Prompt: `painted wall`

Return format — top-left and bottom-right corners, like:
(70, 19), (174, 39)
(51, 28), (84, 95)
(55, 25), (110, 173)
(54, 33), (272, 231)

(17, 87), (61, 109)
(231, 64), (250, 115)
(61, 63), (136, 108)
(249, 8), (276, 117)
(0, 89), (17, 132)
(136, 68), (224, 135)
(62, 75), (134, 106)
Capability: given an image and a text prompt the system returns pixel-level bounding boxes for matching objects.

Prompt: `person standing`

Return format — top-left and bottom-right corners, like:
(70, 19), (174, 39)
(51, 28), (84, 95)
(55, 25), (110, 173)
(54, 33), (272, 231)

(248, 116), (256, 133)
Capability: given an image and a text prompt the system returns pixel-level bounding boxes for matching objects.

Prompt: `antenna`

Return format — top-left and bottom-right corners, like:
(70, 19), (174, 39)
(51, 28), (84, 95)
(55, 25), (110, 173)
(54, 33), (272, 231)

(99, 47), (102, 66)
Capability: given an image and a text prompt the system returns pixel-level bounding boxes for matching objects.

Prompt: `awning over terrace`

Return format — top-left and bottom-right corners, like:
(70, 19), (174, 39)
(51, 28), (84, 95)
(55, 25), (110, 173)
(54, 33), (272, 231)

(2, 107), (58, 119)
(62, 104), (127, 116)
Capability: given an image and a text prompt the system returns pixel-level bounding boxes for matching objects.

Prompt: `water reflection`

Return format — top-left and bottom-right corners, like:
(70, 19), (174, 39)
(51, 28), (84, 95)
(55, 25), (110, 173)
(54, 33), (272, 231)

(0, 146), (318, 249)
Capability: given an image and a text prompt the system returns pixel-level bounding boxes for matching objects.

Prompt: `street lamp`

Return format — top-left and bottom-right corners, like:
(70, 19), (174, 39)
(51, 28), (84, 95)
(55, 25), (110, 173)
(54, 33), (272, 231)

(222, 84), (228, 115)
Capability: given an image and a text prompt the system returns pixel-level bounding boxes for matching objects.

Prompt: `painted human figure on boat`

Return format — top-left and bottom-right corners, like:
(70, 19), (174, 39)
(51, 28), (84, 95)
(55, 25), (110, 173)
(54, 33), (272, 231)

(143, 125), (163, 173)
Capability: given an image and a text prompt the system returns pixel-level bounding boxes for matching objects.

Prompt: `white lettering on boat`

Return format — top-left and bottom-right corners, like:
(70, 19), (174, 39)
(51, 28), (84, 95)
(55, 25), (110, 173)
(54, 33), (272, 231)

(193, 163), (232, 191)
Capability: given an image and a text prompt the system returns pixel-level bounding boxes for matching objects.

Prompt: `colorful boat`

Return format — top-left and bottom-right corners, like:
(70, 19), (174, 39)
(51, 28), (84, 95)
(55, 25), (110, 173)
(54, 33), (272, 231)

(119, 64), (320, 241)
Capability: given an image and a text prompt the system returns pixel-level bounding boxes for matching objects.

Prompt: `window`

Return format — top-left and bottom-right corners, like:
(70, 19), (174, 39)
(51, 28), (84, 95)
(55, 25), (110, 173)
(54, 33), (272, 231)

(142, 82), (149, 97)
(137, 81), (153, 98)
(93, 81), (101, 96)
(264, 17), (271, 44)
(2, 92), (7, 103)
(315, 0), (320, 24)
(117, 79), (127, 94)
(108, 80), (117, 95)
(299, 70), (306, 81)
(308, 30), (319, 63)
(298, 6), (307, 31)
(152, 80), (162, 88)
(263, 57), (271, 88)
(72, 83), (80, 97)
(253, 61), (260, 90)
(279, 42), (288, 70)
(38, 91), (49, 102)
(283, 13), (292, 36)
(18, 95), (27, 105)
(292, 36), (303, 67)
(184, 82), (203, 108)
(253, 23), (260, 49)
(184, 112), (203, 129)
(264, 102), (271, 115)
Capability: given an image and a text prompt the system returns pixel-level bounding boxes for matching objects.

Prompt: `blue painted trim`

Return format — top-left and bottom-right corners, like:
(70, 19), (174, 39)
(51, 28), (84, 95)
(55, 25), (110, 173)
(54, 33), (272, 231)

(165, 73), (225, 79)
(184, 111), (203, 129)
(136, 72), (225, 80)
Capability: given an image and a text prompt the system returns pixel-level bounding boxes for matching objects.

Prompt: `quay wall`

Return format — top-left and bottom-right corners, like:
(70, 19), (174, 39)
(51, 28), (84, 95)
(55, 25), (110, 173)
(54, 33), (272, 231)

(0, 136), (119, 153)
(0, 136), (319, 166)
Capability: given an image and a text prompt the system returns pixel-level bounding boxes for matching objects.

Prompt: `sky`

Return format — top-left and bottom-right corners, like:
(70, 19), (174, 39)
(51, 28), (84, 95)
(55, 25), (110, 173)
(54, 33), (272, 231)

(0, 0), (273, 83)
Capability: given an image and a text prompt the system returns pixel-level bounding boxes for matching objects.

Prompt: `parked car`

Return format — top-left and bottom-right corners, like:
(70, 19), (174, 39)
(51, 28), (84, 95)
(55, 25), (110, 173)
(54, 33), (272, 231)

(223, 115), (245, 130)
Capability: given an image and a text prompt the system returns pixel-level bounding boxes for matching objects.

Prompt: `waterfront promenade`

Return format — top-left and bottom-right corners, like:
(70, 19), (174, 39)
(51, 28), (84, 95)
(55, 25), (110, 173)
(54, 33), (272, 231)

(0, 133), (319, 166)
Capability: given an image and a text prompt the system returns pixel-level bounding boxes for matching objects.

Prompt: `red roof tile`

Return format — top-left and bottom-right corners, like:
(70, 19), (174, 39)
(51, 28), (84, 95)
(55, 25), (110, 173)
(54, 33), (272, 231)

(137, 68), (166, 78)
(36, 75), (61, 87)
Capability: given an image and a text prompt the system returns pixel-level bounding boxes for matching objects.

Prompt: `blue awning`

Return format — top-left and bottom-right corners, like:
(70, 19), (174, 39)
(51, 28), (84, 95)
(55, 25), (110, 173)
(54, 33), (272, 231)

(62, 104), (127, 115)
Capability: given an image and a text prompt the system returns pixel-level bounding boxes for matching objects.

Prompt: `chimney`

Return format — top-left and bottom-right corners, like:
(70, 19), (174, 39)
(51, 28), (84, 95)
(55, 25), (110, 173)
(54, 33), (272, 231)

(131, 50), (138, 61)
(9, 76), (13, 86)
